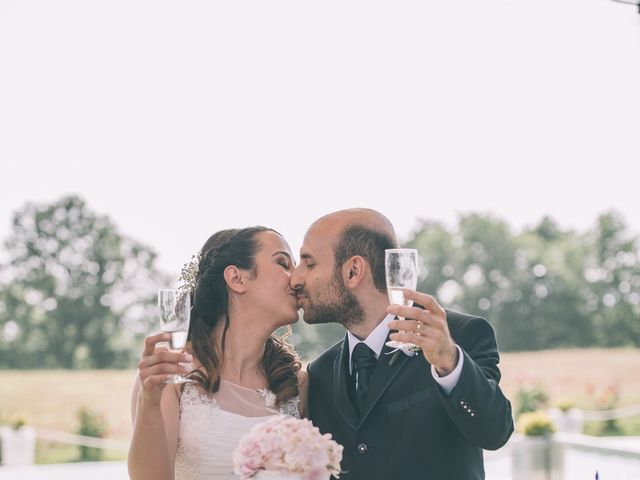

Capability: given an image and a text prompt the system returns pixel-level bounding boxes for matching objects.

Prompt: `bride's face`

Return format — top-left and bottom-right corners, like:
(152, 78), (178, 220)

(244, 231), (299, 327)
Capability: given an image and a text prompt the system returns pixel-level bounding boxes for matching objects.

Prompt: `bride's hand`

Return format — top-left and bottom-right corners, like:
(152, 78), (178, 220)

(137, 332), (193, 405)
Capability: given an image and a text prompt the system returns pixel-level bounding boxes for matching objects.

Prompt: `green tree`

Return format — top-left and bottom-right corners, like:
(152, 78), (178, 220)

(404, 211), (639, 351)
(0, 195), (166, 368)
(585, 211), (640, 346)
(500, 218), (595, 350)
(289, 318), (344, 362)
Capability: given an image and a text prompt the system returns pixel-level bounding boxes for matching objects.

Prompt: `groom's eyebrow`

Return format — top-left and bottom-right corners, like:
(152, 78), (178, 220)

(300, 253), (313, 261)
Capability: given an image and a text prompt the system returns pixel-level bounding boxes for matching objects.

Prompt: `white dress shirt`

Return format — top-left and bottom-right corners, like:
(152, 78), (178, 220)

(347, 313), (464, 395)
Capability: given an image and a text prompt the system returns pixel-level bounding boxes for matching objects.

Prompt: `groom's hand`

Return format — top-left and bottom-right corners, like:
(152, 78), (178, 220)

(387, 290), (459, 376)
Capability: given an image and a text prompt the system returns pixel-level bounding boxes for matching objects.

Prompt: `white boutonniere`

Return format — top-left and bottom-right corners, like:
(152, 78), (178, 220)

(385, 341), (421, 366)
(399, 344), (421, 356)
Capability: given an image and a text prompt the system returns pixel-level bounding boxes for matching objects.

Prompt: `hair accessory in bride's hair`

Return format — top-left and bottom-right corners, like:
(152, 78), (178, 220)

(178, 251), (201, 292)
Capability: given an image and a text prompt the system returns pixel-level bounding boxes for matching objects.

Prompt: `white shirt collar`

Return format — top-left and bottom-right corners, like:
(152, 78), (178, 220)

(347, 313), (395, 373)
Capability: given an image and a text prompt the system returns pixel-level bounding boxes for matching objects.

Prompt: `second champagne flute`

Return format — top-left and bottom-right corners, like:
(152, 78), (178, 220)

(385, 248), (419, 350)
(158, 288), (191, 383)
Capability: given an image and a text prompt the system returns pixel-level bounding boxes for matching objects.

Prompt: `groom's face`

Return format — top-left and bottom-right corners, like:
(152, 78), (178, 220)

(291, 221), (364, 326)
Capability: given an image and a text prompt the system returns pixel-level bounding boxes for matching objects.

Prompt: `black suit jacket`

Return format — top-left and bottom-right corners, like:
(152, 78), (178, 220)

(307, 311), (514, 480)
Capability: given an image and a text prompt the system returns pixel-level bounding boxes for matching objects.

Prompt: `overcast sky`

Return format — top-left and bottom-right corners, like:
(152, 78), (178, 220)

(1, 0), (639, 277)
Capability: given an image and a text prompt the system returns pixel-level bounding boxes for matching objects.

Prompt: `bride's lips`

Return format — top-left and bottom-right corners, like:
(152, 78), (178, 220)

(287, 291), (299, 306)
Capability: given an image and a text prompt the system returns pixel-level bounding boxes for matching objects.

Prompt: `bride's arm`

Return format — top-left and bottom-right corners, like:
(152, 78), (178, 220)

(130, 374), (142, 424)
(297, 369), (310, 418)
(128, 333), (190, 480)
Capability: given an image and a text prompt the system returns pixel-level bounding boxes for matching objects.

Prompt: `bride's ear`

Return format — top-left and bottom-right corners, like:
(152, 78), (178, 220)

(223, 265), (248, 293)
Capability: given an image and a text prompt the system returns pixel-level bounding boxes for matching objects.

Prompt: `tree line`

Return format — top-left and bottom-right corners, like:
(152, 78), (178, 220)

(1, 195), (638, 368)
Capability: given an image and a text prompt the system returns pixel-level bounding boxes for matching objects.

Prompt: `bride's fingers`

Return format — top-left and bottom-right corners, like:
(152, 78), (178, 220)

(142, 332), (171, 357)
(142, 373), (176, 389)
(140, 362), (191, 382)
(138, 351), (192, 370)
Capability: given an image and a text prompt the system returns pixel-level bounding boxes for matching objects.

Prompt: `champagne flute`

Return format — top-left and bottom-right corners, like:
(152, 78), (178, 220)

(384, 249), (419, 350)
(158, 288), (191, 383)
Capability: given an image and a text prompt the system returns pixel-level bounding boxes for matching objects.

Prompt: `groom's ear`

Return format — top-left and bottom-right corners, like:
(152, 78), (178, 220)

(341, 256), (367, 288)
(223, 265), (248, 293)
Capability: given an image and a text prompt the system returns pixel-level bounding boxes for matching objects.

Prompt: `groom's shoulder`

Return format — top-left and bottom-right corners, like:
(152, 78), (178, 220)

(445, 309), (493, 339)
(445, 309), (479, 327)
(307, 339), (344, 375)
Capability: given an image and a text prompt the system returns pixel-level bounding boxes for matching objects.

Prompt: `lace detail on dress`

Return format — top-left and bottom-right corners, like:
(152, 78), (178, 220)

(174, 382), (301, 480)
(256, 388), (276, 408)
(256, 388), (301, 418)
(180, 380), (219, 409)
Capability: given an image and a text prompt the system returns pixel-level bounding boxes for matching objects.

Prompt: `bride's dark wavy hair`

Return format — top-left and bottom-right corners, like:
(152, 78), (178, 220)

(187, 226), (301, 406)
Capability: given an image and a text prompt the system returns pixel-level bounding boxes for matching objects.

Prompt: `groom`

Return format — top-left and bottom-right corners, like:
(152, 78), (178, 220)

(291, 209), (513, 480)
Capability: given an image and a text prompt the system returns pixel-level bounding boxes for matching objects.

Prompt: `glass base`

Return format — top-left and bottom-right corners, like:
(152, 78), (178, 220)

(166, 374), (191, 384)
(385, 340), (418, 350)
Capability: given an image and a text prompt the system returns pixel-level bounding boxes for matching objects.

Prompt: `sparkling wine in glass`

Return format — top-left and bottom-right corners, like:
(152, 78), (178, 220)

(158, 288), (191, 384)
(385, 249), (419, 350)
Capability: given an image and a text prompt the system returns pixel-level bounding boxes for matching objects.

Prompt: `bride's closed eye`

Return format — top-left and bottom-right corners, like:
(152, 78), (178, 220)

(276, 256), (292, 270)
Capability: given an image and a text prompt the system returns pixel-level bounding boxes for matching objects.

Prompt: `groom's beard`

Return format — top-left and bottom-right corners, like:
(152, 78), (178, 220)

(301, 275), (364, 327)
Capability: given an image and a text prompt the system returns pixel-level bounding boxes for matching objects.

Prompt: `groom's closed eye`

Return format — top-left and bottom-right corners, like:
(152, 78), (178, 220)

(300, 254), (315, 269)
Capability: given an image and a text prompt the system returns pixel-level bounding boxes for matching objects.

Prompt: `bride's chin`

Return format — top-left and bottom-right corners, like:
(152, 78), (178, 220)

(277, 312), (299, 327)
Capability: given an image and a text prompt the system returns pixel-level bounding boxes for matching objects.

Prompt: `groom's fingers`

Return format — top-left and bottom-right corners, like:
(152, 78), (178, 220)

(388, 321), (440, 339)
(388, 319), (439, 335)
(389, 331), (437, 347)
(386, 290), (445, 317)
(402, 290), (445, 315)
(388, 319), (428, 332)
(387, 305), (441, 327)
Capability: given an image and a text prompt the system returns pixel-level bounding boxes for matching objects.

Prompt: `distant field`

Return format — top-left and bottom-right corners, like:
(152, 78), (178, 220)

(499, 348), (640, 408)
(1, 348), (639, 454)
(0, 370), (136, 441)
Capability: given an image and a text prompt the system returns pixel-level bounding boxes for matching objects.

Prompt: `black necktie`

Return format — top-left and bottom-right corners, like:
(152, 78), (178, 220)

(351, 342), (377, 412)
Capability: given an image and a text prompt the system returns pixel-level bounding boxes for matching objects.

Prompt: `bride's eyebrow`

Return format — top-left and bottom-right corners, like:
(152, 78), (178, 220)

(272, 251), (293, 262)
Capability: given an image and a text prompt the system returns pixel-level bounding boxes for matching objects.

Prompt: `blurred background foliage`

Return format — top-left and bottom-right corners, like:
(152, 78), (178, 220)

(0, 195), (168, 368)
(1, 194), (639, 368)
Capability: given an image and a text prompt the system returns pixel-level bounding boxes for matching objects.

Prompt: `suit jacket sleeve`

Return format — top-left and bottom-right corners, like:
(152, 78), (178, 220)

(435, 315), (514, 450)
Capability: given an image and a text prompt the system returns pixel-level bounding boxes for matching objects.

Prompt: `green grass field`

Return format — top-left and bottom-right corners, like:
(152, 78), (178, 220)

(1, 348), (639, 464)
(1, 370), (135, 464)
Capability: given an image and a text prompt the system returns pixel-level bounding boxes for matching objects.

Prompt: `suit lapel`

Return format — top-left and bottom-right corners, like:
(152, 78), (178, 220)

(333, 335), (359, 430)
(358, 336), (411, 426)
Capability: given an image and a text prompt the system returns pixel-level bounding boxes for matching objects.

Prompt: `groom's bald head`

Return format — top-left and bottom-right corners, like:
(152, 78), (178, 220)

(307, 208), (398, 293)
(309, 208), (397, 243)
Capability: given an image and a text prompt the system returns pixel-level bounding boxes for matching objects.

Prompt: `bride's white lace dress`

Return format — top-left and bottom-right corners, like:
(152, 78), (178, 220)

(175, 380), (301, 480)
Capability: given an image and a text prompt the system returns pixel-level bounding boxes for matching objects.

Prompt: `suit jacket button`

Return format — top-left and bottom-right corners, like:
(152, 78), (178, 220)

(357, 443), (368, 454)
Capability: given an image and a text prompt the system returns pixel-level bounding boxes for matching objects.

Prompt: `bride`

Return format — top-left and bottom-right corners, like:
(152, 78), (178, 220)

(128, 227), (308, 480)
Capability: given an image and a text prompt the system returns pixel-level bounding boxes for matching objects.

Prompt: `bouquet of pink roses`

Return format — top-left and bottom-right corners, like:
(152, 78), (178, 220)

(232, 415), (343, 480)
